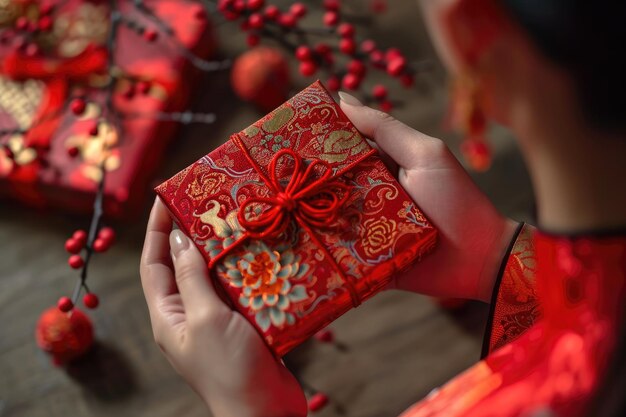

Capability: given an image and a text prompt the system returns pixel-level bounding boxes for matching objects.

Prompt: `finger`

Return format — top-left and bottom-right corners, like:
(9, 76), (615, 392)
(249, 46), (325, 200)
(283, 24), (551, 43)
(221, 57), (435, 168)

(339, 91), (442, 170)
(169, 230), (229, 319)
(141, 198), (177, 322)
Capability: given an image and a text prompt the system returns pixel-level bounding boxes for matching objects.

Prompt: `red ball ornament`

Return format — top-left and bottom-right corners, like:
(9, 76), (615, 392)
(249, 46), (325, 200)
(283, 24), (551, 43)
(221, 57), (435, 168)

(36, 306), (94, 364)
(308, 392), (329, 412)
(299, 60), (317, 77)
(290, 3), (307, 18)
(342, 73), (361, 90)
(143, 28), (158, 42)
(323, 11), (340, 27)
(98, 226), (116, 243)
(68, 254), (85, 269)
(65, 238), (83, 254)
(70, 98), (86, 115)
(57, 296), (74, 313)
(231, 47), (291, 112)
(83, 293), (99, 309)
(264, 5), (280, 20)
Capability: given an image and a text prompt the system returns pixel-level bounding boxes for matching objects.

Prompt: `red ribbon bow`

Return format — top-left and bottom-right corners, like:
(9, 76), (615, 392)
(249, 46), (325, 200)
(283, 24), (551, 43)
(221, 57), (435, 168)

(209, 135), (377, 308)
(237, 148), (350, 240)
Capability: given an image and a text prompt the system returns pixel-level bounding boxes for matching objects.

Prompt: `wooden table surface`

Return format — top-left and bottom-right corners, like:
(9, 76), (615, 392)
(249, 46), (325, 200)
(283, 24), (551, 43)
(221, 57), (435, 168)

(0, 2), (534, 416)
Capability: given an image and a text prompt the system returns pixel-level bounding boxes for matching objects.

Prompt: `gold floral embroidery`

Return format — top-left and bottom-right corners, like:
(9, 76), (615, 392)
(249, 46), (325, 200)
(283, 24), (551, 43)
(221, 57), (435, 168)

(0, 76), (44, 130)
(186, 172), (227, 201)
(262, 107), (294, 133)
(320, 129), (368, 163)
(361, 216), (398, 257)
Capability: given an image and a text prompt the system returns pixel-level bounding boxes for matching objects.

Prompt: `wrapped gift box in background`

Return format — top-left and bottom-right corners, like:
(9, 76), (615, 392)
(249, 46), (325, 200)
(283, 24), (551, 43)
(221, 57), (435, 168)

(0, 0), (215, 217)
(156, 81), (438, 356)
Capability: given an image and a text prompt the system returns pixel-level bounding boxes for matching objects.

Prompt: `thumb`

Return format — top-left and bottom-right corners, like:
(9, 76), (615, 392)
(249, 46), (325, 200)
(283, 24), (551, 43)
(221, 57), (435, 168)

(169, 230), (228, 319)
(338, 91), (444, 170)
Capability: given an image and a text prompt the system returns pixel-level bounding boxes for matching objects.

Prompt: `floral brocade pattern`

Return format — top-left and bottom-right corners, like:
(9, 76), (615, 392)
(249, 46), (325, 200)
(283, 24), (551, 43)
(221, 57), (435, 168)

(156, 81), (437, 356)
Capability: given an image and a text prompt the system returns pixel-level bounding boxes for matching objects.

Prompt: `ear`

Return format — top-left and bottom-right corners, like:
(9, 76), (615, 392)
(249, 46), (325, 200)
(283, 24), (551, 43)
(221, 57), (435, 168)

(443, 0), (511, 70)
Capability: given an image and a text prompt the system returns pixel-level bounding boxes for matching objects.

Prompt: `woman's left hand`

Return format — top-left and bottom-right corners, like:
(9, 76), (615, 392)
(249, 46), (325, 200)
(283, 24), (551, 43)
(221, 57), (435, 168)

(140, 198), (306, 417)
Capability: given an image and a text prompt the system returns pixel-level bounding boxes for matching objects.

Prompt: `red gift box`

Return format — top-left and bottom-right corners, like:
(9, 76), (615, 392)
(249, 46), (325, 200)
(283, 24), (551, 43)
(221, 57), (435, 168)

(156, 81), (437, 356)
(0, 0), (215, 217)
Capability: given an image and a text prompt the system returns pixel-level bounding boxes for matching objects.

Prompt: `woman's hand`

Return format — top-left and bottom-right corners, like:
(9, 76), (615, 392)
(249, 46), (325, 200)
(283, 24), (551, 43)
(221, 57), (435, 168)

(340, 92), (517, 302)
(140, 199), (306, 417)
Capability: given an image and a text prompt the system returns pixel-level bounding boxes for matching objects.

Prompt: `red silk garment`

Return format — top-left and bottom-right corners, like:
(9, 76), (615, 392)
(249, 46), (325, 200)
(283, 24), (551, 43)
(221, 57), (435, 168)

(400, 230), (626, 417)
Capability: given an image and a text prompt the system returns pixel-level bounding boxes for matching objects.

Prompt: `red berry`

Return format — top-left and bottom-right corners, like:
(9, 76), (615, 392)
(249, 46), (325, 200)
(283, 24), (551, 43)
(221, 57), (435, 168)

(92, 238), (110, 253)
(232, 0), (246, 12)
(248, 13), (264, 29)
(308, 392), (329, 412)
(58, 296), (74, 313)
(38, 16), (53, 31)
(65, 238), (83, 254)
(40, 3), (55, 15)
(137, 81), (151, 95)
(314, 43), (331, 55)
(24, 43), (39, 57)
(400, 73), (415, 87)
(314, 329), (335, 343)
(87, 122), (99, 136)
(68, 255), (84, 269)
(326, 75), (341, 91)
(338, 23), (355, 38)
(387, 56), (407, 76)
(385, 48), (403, 61)
(295, 45), (312, 61)
(323, 11), (339, 27)
(323, 0), (340, 11)
(15, 16), (28, 31)
(98, 227), (116, 243)
(347, 59), (366, 76)
(73, 229), (88, 244)
(67, 146), (80, 158)
(83, 293), (99, 309)
(246, 33), (260, 47)
(339, 38), (356, 55)
(143, 28), (158, 42)
(217, 0), (233, 11)
(370, 50), (385, 67)
(279, 13), (296, 28)
(372, 84), (388, 100)
(299, 61), (317, 77)
(290, 3), (307, 18)
(342, 73), (361, 90)
(361, 39), (376, 53)
(380, 100), (393, 112)
(264, 5), (280, 20)
(70, 98), (86, 115)
(247, 0), (264, 10)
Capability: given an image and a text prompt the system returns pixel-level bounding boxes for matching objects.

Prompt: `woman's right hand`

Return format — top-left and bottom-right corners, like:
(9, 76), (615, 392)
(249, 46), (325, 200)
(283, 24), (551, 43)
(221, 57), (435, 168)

(339, 92), (518, 303)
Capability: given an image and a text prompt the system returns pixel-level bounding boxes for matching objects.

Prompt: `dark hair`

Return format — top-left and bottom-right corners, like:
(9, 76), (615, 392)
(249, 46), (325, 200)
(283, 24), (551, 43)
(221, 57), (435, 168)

(500, 1), (626, 133)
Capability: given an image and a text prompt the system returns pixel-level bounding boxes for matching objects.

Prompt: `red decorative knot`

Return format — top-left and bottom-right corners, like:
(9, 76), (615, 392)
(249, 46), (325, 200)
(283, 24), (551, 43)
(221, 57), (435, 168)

(237, 149), (350, 240)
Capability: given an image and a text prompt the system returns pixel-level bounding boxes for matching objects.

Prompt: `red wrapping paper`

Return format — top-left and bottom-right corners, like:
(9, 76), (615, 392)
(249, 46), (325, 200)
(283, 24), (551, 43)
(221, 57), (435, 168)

(0, 0), (215, 217)
(156, 81), (437, 356)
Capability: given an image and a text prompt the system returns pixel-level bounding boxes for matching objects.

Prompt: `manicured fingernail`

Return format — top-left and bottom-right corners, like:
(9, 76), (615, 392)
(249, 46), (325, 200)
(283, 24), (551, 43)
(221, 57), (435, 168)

(338, 91), (363, 106)
(170, 230), (189, 258)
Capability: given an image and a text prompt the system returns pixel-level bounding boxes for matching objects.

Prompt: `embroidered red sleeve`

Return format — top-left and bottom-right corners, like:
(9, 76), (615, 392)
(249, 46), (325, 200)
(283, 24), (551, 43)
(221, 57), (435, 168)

(482, 223), (539, 357)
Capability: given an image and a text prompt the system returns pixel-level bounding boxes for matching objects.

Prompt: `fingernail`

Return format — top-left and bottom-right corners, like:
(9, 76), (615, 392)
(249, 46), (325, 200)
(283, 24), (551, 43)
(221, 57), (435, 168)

(170, 230), (190, 258)
(338, 91), (363, 106)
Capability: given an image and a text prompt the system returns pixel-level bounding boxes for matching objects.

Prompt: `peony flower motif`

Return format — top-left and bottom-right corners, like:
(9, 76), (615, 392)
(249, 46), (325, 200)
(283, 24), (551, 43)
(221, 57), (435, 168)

(361, 216), (398, 257)
(218, 241), (310, 332)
